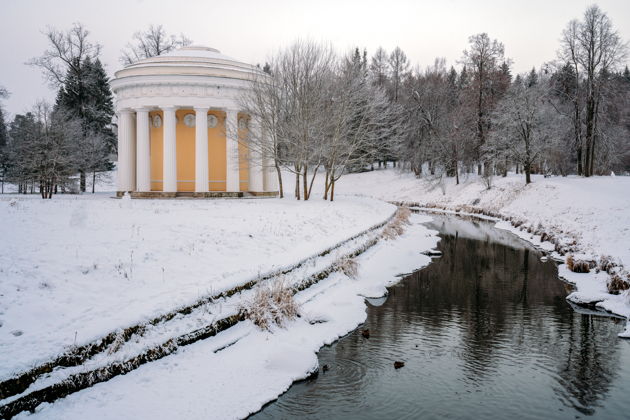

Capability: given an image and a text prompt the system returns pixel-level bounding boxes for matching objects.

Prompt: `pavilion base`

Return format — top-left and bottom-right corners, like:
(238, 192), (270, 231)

(117, 191), (279, 199)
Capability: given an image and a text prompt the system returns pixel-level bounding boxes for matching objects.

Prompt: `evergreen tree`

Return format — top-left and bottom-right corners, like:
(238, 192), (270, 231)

(0, 107), (8, 193)
(55, 57), (115, 192)
(526, 67), (538, 87)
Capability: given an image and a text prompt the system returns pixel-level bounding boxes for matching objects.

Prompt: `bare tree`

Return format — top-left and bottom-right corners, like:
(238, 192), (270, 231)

(487, 77), (558, 184)
(370, 47), (389, 88)
(461, 33), (508, 174)
(321, 53), (403, 201)
(239, 63), (285, 197)
(120, 24), (192, 65)
(558, 5), (628, 176)
(27, 23), (101, 88)
(389, 46), (409, 103)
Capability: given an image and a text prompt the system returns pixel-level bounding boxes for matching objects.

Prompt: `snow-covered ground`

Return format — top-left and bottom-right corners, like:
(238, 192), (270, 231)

(15, 213), (439, 420)
(332, 169), (630, 332)
(2, 167), (628, 418)
(0, 193), (395, 378)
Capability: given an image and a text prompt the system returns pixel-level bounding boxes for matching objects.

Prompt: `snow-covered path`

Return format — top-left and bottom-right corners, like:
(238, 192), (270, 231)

(0, 194), (395, 379)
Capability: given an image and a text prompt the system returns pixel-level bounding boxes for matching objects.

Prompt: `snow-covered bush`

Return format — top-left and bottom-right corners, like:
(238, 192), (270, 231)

(566, 255), (591, 273)
(240, 280), (299, 331)
(607, 274), (630, 295)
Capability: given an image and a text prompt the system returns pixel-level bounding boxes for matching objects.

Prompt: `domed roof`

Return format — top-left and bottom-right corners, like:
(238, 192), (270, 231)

(112, 45), (264, 82)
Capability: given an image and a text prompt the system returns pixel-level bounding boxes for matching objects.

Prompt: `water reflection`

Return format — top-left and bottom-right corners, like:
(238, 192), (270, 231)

(252, 215), (630, 419)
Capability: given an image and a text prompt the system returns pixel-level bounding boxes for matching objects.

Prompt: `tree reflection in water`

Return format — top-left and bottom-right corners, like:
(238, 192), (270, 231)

(253, 215), (630, 420)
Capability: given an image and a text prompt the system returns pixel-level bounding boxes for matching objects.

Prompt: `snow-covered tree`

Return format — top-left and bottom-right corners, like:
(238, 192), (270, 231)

(558, 5), (628, 176)
(388, 46), (409, 103)
(461, 33), (509, 174)
(487, 78), (558, 184)
(0, 86), (9, 193)
(370, 47), (389, 88)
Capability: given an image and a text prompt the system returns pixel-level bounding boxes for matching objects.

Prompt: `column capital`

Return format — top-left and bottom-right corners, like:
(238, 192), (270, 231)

(161, 106), (178, 112)
(194, 106), (210, 112)
(134, 107), (151, 113)
(119, 108), (135, 115)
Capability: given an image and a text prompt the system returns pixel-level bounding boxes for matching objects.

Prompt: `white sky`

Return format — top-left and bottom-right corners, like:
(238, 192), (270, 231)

(1, 0), (629, 117)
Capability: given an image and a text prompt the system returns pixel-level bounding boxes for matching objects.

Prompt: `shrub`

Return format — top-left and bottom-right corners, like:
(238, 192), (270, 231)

(599, 255), (615, 274)
(607, 274), (630, 295)
(566, 255), (590, 273)
(241, 280), (299, 331)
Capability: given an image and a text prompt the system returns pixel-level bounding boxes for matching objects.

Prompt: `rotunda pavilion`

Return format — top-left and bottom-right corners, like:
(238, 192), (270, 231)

(111, 45), (277, 197)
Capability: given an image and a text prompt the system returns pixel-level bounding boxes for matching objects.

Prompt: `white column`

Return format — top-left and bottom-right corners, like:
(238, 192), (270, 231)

(116, 111), (127, 192)
(262, 128), (278, 192)
(135, 108), (151, 192)
(163, 107), (177, 192)
(117, 110), (135, 192)
(195, 107), (209, 192)
(225, 109), (240, 192)
(248, 118), (264, 192)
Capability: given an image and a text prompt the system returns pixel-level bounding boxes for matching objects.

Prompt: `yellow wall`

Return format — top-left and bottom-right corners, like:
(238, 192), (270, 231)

(208, 111), (227, 191)
(176, 109), (196, 192)
(149, 110), (250, 192)
(149, 111), (163, 191)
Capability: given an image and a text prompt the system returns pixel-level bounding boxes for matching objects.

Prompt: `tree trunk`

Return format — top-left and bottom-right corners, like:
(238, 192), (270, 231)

(455, 164), (459, 185)
(525, 163), (531, 184)
(302, 165), (309, 201)
(295, 171), (300, 200)
(275, 164), (283, 198)
(323, 170), (329, 200)
(80, 169), (86, 192)
(330, 179), (335, 202)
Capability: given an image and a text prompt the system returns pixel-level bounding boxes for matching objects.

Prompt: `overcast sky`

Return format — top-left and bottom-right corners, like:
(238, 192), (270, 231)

(1, 0), (629, 117)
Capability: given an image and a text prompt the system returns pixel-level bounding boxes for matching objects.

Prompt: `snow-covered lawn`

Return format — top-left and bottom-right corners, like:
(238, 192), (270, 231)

(16, 213), (439, 420)
(0, 193), (395, 378)
(333, 169), (630, 268)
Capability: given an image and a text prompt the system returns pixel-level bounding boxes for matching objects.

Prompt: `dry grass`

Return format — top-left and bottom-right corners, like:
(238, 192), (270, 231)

(566, 255), (591, 273)
(598, 255), (615, 274)
(382, 207), (411, 240)
(607, 274), (630, 295)
(334, 257), (358, 278)
(240, 279), (299, 331)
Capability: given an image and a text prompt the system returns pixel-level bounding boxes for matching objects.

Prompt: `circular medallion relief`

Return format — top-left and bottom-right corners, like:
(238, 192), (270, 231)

(238, 118), (248, 130)
(152, 115), (162, 128)
(183, 113), (196, 127)
(207, 115), (218, 128)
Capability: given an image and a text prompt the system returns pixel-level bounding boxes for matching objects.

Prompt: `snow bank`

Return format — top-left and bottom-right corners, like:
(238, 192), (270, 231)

(16, 214), (439, 420)
(334, 169), (630, 335)
(0, 194), (395, 378)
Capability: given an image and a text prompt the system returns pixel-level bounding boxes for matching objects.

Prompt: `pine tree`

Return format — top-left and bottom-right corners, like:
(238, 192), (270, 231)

(55, 57), (115, 192)
(0, 107), (8, 193)
(526, 67), (538, 87)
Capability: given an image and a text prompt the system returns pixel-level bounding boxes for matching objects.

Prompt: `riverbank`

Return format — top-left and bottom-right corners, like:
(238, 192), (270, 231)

(12, 212), (439, 419)
(333, 169), (630, 335)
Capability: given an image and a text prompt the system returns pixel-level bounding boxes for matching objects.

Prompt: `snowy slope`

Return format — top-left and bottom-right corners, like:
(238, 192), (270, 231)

(0, 194), (395, 378)
(16, 214), (439, 420)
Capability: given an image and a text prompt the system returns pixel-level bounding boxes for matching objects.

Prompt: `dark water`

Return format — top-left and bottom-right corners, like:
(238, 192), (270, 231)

(252, 215), (630, 420)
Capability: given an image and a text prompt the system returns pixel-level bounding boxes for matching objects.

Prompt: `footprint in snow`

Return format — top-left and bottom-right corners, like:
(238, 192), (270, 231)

(11, 330), (23, 337)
